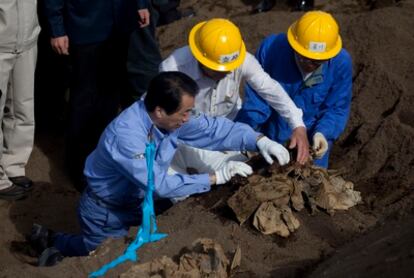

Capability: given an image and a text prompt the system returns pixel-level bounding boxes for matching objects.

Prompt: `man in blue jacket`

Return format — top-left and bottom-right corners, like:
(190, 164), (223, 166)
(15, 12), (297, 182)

(30, 72), (290, 266)
(43, 0), (151, 190)
(236, 11), (352, 168)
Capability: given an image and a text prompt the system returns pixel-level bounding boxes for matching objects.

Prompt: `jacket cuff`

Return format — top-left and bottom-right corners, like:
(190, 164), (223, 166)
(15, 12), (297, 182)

(288, 108), (305, 130)
(289, 118), (305, 130)
(50, 25), (66, 38)
(193, 174), (211, 192)
(313, 128), (330, 140)
(137, 0), (149, 9)
(247, 131), (263, 152)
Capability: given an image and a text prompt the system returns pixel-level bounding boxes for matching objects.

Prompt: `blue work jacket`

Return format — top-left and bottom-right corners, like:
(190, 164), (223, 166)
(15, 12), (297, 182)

(44, 0), (148, 45)
(236, 33), (352, 144)
(84, 101), (260, 208)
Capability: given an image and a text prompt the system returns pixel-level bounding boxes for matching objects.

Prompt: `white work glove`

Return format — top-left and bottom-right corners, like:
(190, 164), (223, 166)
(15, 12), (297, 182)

(312, 132), (328, 158)
(256, 136), (290, 166)
(215, 161), (253, 185)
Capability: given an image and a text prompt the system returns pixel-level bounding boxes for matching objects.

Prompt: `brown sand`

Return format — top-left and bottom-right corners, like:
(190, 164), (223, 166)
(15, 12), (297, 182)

(1, 0), (413, 277)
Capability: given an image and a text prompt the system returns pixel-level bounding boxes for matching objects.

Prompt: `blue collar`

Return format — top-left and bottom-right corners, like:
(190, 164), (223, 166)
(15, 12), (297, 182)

(136, 101), (167, 142)
(303, 64), (324, 88)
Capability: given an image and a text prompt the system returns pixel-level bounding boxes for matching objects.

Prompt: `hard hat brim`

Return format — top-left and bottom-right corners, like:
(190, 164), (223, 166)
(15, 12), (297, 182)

(189, 21), (246, 72)
(287, 23), (342, 60)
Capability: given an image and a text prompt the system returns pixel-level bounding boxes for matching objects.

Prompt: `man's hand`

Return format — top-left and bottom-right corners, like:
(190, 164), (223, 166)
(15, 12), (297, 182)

(214, 161), (253, 185)
(289, 126), (310, 164)
(312, 132), (328, 158)
(137, 9), (150, 28)
(257, 136), (290, 165)
(50, 36), (69, 55)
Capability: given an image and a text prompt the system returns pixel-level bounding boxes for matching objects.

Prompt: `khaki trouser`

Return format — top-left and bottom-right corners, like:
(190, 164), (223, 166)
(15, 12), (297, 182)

(0, 46), (36, 189)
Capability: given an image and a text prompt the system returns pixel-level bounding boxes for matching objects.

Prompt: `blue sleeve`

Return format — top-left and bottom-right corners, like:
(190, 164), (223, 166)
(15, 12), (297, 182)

(178, 113), (260, 152)
(111, 134), (210, 199)
(44, 0), (66, 38)
(314, 52), (353, 140)
(256, 35), (273, 65)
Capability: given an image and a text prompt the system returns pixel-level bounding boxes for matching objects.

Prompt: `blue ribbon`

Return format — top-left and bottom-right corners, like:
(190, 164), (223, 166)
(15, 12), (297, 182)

(89, 140), (167, 277)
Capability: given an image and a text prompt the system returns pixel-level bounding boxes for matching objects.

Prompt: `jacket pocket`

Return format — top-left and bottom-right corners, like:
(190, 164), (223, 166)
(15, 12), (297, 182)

(312, 88), (328, 105)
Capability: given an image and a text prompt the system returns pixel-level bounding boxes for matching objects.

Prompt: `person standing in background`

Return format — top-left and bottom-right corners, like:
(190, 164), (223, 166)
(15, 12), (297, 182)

(34, 0), (70, 133)
(43, 0), (151, 191)
(252, 0), (314, 13)
(127, 0), (195, 105)
(0, 0), (40, 200)
(127, 1), (162, 105)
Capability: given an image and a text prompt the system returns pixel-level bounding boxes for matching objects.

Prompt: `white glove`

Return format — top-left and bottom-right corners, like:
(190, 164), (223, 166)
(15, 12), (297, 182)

(256, 136), (290, 165)
(215, 161), (253, 185)
(312, 132), (328, 158)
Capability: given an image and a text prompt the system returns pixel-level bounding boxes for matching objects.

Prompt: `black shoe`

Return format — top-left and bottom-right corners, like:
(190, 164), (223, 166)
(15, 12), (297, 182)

(252, 0), (276, 14)
(28, 223), (55, 255)
(0, 184), (27, 201)
(38, 247), (64, 267)
(295, 0), (314, 11)
(9, 176), (33, 192)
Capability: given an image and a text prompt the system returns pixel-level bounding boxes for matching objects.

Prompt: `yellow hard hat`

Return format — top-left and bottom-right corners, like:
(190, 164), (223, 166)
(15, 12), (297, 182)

(287, 11), (342, 60)
(189, 18), (246, 72)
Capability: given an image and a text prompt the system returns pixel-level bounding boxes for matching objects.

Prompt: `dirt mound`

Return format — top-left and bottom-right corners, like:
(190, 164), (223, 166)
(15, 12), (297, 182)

(0, 0), (413, 277)
(331, 2), (414, 221)
(309, 215), (414, 278)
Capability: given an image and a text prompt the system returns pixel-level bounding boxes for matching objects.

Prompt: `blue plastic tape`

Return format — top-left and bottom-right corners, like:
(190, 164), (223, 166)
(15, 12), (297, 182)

(89, 141), (167, 277)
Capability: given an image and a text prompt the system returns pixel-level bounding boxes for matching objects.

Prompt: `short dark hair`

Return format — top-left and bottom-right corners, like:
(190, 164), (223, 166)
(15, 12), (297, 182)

(144, 72), (199, 115)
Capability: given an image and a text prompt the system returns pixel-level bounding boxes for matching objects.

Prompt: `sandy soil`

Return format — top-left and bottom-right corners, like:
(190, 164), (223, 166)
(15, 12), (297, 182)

(1, 0), (413, 277)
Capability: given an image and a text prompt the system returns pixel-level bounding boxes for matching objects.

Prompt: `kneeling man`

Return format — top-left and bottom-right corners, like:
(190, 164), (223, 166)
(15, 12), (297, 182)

(31, 71), (290, 265)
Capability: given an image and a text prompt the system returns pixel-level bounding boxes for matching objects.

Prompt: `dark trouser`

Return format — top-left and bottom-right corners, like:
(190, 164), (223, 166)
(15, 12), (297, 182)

(127, 4), (162, 103)
(35, 0), (70, 132)
(66, 36), (128, 190)
(53, 190), (172, 257)
(34, 30), (70, 132)
(54, 191), (142, 256)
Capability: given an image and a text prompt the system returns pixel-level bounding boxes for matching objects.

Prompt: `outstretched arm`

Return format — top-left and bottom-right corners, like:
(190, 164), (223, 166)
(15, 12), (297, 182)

(243, 53), (309, 164)
(313, 52), (353, 141)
